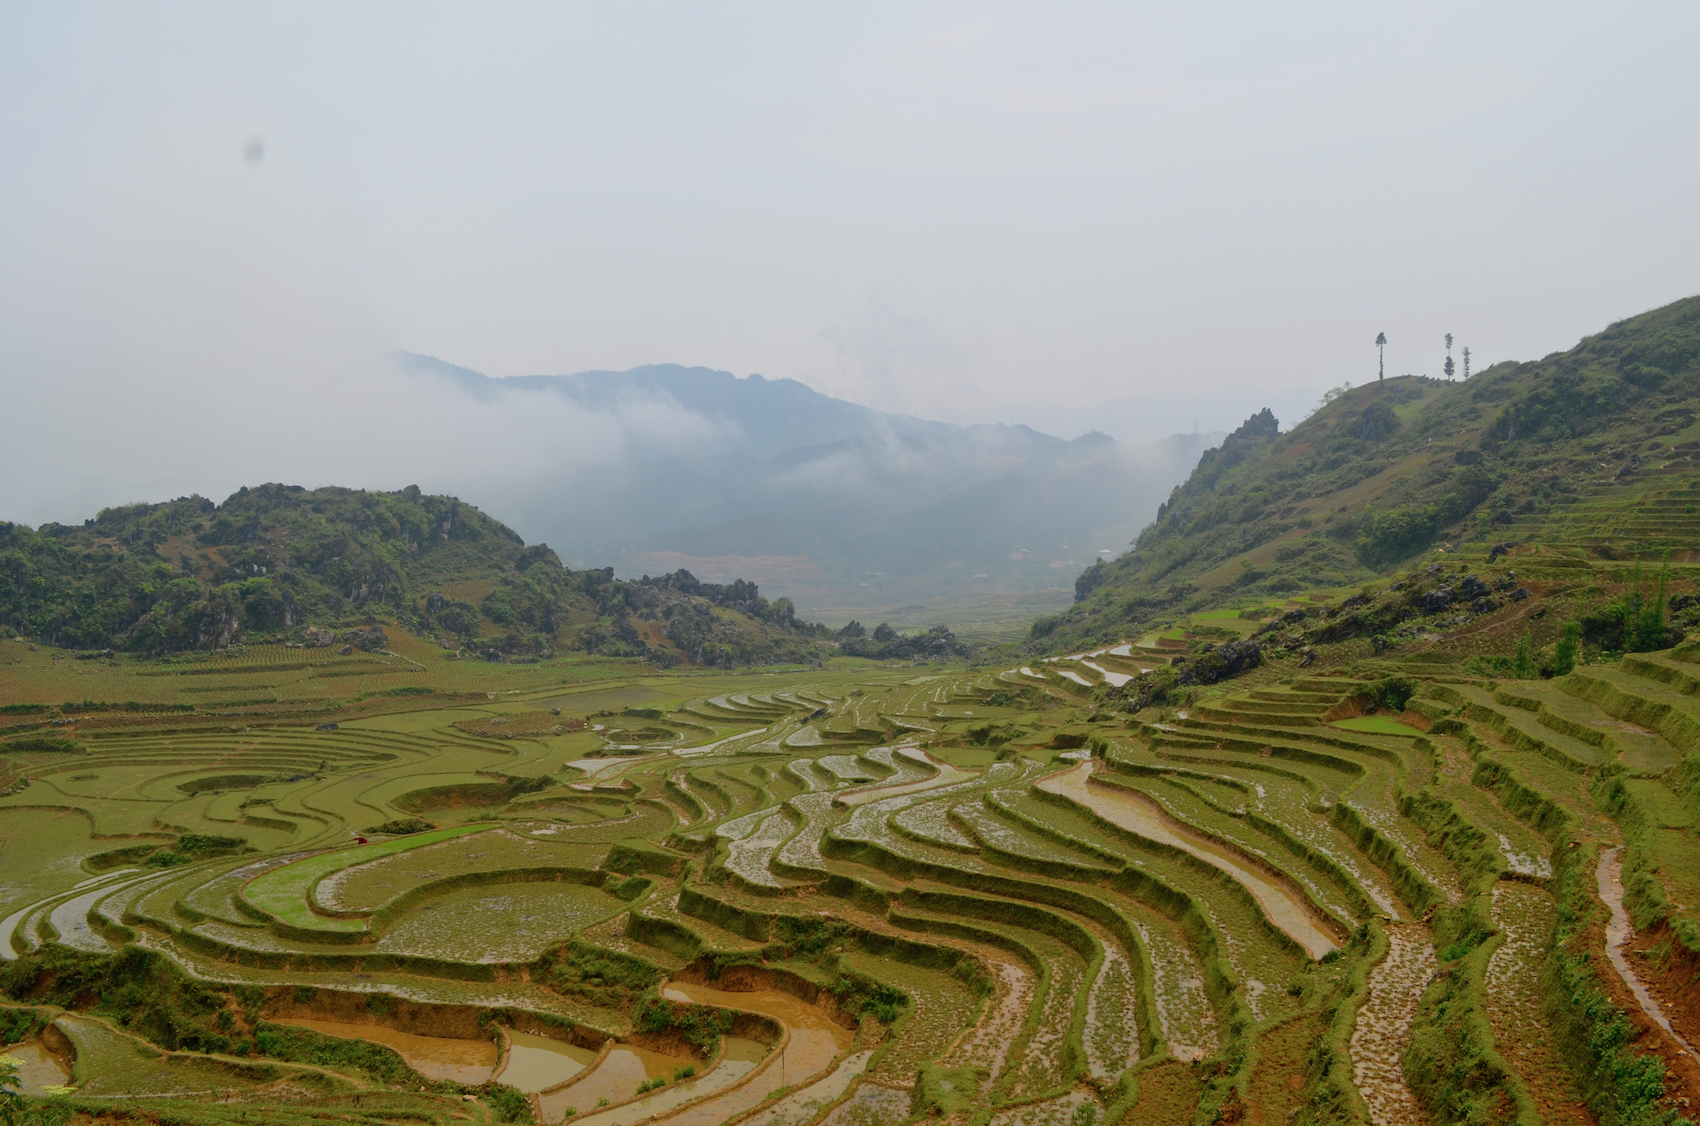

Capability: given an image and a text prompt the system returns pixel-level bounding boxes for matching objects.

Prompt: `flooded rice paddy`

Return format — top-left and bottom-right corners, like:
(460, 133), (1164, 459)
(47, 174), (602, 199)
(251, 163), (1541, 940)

(1040, 761), (1339, 959)
(1349, 924), (1434, 1126)
(497, 1029), (599, 1092)
(1598, 846), (1698, 1056)
(546, 1038), (767, 1125)
(7, 647), (1692, 1124)
(535, 1040), (697, 1122)
(372, 882), (624, 962)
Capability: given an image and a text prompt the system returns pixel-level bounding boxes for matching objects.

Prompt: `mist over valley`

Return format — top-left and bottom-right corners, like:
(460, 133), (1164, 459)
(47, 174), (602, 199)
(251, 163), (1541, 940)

(396, 352), (1221, 637)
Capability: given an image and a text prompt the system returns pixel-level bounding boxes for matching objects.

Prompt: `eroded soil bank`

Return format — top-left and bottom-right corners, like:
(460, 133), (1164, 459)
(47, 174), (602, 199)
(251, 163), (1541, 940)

(260, 985), (618, 1089)
(671, 959), (861, 1033)
(261, 987), (498, 1040)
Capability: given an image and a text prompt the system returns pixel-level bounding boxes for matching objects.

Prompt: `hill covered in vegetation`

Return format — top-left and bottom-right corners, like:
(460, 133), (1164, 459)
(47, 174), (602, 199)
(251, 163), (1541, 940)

(0, 484), (892, 666)
(1045, 294), (1700, 654)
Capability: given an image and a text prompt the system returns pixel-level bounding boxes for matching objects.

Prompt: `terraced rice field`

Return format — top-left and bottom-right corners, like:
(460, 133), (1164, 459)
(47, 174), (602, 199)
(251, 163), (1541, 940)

(5, 641), (1700, 1126)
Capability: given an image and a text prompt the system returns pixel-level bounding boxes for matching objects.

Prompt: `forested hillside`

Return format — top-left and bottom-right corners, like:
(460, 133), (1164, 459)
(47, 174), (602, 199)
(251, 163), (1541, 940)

(0, 484), (851, 666)
(1046, 295), (1700, 652)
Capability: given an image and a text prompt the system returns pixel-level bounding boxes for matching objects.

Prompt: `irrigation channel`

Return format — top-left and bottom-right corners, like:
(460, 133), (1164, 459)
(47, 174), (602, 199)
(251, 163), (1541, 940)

(5, 636), (1700, 1125)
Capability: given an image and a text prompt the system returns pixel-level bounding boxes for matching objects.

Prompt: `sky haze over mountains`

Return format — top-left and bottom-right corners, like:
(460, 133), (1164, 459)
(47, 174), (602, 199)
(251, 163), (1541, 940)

(3, 5), (1700, 493)
(1, 2), (1697, 542)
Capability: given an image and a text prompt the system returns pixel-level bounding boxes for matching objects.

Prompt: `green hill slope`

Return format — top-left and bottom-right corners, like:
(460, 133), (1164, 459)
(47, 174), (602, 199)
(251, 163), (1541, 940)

(0, 483), (840, 666)
(1044, 294), (1700, 652)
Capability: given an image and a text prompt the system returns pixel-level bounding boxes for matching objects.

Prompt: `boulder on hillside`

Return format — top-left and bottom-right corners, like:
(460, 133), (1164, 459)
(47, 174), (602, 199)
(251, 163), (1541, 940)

(1360, 400), (1401, 441)
(1175, 639), (1262, 686)
(344, 626), (388, 652)
(1420, 587), (1455, 614)
(1218, 638), (1262, 676)
(1458, 574), (1490, 600)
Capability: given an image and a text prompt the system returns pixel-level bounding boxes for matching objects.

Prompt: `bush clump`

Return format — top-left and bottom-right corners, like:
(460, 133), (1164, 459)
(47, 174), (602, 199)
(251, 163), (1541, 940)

(364, 818), (436, 835)
(632, 993), (732, 1052)
(1369, 675), (1419, 713)
(0, 737), (79, 753)
(544, 943), (661, 1008)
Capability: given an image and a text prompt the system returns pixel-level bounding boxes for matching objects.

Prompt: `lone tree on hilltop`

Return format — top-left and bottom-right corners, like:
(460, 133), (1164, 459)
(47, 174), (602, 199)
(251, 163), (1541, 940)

(1444, 333), (1455, 380)
(1375, 332), (1387, 380)
(1463, 346), (1471, 379)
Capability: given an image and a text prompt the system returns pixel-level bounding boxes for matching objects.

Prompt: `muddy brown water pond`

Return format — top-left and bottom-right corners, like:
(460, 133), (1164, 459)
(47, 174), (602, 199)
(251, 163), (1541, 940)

(536, 1042), (680, 1120)
(2, 1039), (70, 1094)
(614, 983), (850, 1126)
(544, 984), (853, 1126)
(543, 1038), (767, 1126)
(272, 1019), (496, 1084)
(497, 1029), (600, 1093)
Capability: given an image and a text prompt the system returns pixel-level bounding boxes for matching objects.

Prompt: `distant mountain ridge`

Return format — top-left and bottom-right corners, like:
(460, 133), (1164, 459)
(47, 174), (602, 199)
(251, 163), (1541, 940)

(397, 353), (948, 460)
(394, 352), (1220, 628)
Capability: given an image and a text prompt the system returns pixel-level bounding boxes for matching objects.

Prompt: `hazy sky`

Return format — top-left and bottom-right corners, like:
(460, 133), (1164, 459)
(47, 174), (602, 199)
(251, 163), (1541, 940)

(3, 2), (1698, 523)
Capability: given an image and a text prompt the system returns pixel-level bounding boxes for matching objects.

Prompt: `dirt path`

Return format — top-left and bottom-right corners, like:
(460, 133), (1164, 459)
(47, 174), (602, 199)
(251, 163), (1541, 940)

(1350, 923), (1434, 1126)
